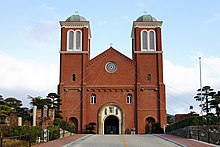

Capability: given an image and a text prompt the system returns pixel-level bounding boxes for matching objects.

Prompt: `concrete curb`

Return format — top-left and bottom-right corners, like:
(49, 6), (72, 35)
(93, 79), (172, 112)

(153, 134), (187, 147)
(62, 134), (93, 147)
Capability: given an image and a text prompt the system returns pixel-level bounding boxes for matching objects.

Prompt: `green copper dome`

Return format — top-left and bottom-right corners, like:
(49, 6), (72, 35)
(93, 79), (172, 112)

(66, 14), (86, 21)
(136, 14), (157, 21)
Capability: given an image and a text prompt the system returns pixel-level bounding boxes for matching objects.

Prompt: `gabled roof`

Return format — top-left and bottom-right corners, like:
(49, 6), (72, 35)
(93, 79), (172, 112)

(88, 47), (134, 67)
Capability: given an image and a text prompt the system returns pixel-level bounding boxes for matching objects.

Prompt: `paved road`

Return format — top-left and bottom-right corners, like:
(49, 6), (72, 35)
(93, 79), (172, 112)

(64, 135), (181, 147)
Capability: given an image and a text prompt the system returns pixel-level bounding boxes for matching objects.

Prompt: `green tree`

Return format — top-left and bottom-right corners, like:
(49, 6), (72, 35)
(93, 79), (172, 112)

(47, 92), (62, 118)
(167, 115), (174, 125)
(16, 107), (31, 120)
(0, 95), (5, 105)
(0, 95), (3, 100)
(210, 91), (220, 124)
(194, 86), (214, 115)
(4, 97), (22, 110)
(0, 104), (15, 117)
(28, 96), (52, 109)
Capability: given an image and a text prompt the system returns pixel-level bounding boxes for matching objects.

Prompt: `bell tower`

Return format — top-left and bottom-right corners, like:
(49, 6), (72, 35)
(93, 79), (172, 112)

(58, 13), (91, 133)
(131, 13), (166, 133)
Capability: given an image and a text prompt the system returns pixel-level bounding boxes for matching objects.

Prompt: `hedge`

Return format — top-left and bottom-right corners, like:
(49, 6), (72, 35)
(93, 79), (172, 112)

(167, 115), (218, 132)
(9, 126), (42, 141)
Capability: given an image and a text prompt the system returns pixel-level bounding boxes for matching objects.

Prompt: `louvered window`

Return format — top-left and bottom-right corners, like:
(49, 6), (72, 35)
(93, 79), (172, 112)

(67, 30), (82, 51)
(141, 30), (156, 51)
(142, 31), (148, 50)
(68, 31), (74, 50)
(75, 31), (81, 50)
(149, 31), (155, 50)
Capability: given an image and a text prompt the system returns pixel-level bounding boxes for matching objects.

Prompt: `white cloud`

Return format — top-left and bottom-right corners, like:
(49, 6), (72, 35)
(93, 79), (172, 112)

(164, 56), (220, 114)
(0, 52), (58, 92)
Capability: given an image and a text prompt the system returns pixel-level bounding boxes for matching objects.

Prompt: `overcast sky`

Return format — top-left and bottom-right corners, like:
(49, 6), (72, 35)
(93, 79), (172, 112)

(1, 0), (220, 115)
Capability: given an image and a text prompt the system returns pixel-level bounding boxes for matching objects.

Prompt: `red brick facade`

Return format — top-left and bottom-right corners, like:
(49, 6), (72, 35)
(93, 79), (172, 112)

(58, 14), (166, 134)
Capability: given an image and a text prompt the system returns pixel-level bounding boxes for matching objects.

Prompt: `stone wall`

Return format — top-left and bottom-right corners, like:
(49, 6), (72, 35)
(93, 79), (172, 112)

(59, 128), (74, 138)
(168, 125), (220, 145)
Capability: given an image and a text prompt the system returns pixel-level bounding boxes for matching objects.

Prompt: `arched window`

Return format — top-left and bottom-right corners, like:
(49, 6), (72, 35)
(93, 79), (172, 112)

(68, 30), (74, 50)
(116, 108), (118, 115)
(141, 30), (156, 51)
(91, 94), (96, 104)
(149, 30), (156, 51)
(67, 30), (82, 51)
(105, 108), (107, 115)
(147, 74), (151, 82)
(126, 94), (132, 104)
(72, 74), (76, 81)
(142, 30), (148, 50)
(75, 30), (82, 50)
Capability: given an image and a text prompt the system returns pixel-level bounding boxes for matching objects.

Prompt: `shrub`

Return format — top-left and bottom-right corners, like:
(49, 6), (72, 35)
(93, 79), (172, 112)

(0, 125), (11, 136)
(9, 126), (42, 142)
(47, 126), (60, 141)
(152, 123), (164, 133)
(54, 118), (75, 133)
(85, 122), (96, 134)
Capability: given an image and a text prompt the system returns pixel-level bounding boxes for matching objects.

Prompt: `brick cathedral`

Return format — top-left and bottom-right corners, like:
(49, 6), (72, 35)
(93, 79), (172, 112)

(58, 13), (166, 134)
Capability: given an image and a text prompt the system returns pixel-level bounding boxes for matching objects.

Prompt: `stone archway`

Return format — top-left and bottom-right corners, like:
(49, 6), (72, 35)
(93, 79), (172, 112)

(70, 117), (78, 133)
(98, 103), (123, 134)
(145, 117), (155, 134)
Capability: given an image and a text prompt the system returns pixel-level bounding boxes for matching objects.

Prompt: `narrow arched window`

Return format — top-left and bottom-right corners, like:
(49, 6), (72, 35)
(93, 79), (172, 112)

(72, 74), (76, 81)
(142, 31), (148, 50)
(91, 94), (96, 104)
(149, 31), (156, 51)
(147, 74), (151, 82)
(105, 108), (107, 115)
(75, 30), (82, 50)
(116, 108), (118, 115)
(68, 31), (74, 50)
(126, 94), (132, 104)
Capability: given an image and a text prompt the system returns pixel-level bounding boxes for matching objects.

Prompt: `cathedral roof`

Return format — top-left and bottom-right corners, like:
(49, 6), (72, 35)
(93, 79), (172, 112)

(66, 14), (86, 21)
(88, 47), (134, 67)
(136, 14), (157, 21)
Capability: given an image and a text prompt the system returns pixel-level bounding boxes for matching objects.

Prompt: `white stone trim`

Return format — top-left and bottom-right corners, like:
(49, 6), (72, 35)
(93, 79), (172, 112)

(66, 29), (82, 51)
(60, 51), (89, 54)
(131, 21), (162, 39)
(60, 21), (92, 38)
(134, 51), (163, 54)
(140, 29), (156, 51)
(100, 105), (123, 135)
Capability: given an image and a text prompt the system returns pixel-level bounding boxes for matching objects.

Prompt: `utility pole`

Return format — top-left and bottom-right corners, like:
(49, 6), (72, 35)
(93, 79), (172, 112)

(199, 57), (203, 116)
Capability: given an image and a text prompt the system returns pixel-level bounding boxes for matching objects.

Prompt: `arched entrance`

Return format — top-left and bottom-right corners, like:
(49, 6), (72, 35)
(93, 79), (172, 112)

(104, 115), (119, 134)
(145, 117), (155, 134)
(70, 117), (78, 133)
(98, 103), (123, 134)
